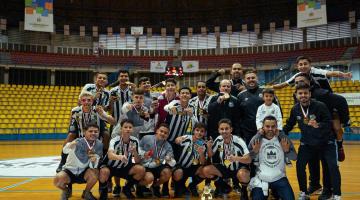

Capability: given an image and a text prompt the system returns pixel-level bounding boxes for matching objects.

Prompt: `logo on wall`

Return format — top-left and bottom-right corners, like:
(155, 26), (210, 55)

(0, 156), (59, 177)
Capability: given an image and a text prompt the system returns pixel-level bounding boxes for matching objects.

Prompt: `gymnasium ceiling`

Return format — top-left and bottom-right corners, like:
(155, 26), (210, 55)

(1, 0), (359, 34)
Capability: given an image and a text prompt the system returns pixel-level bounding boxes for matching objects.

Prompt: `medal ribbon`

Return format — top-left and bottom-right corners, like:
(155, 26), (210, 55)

(300, 104), (309, 120)
(84, 138), (96, 154)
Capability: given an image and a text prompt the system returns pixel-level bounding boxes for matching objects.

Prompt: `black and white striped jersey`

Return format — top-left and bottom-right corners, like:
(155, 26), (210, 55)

(189, 95), (211, 126)
(164, 100), (197, 142)
(68, 106), (107, 138)
(109, 86), (132, 123)
(211, 135), (249, 171)
(81, 83), (110, 107)
(177, 135), (207, 168)
(104, 135), (141, 168)
(286, 67), (332, 92)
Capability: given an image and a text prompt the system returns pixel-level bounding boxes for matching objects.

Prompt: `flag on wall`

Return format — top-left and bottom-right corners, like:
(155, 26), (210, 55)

(182, 61), (199, 73)
(24, 0), (54, 32)
(297, 0), (327, 28)
(150, 61), (168, 73)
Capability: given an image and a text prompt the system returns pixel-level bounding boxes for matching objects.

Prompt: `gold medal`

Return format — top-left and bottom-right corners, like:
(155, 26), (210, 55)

(192, 159), (199, 165)
(199, 108), (204, 115)
(224, 159), (231, 167)
(303, 117), (309, 124)
(155, 159), (161, 166)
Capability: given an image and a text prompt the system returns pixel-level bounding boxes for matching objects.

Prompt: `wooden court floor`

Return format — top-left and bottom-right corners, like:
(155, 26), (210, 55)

(0, 140), (359, 200)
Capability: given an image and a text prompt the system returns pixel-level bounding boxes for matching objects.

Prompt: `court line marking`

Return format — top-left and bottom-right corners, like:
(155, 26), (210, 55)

(0, 177), (39, 192)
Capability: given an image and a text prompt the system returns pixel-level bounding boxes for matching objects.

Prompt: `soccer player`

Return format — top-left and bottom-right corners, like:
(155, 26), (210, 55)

(206, 63), (246, 96)
(283, 83), (341, 200)
(172, 122), (210, 197)
(248, 116), (296, 200)
(54, 123), (103, 200)
(189, 81), (211, 126)
(99, 119), (145, 199)
(139, 123), (175, 197)
(157, 78), (179, 125)
(81, 72), (110, 107)
(109, 70), (134, 124)
(203, 118), (252, 200)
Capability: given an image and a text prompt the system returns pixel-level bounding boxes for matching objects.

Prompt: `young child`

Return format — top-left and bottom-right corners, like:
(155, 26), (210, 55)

(256, 88), (283, 133)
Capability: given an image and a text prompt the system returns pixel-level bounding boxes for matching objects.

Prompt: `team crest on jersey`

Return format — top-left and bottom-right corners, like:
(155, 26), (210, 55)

(259, 94), (263, 98)
(245, 98), (248, 101)
(228, 102), (234, 107)
(261, 143), (281, 168)
(296, 116), (302, 120)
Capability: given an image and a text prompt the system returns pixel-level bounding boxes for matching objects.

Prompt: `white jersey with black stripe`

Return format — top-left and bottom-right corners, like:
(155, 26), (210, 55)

(164, 100), (197, 142)
(109, 86), (132, 123)
(177, 135), (207, 168)
(105, 135), (140, 168)
(189, 95), (211, 126)
(81, 83), (110, 107)
(212, 135), (249, 171)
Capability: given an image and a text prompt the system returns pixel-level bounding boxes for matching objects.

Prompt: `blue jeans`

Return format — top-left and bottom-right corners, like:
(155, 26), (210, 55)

(251, 177), (295, 200)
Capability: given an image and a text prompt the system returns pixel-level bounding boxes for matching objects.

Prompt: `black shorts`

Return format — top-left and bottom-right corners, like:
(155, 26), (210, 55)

(213, 163), (250, 179)
(146, 165), (171, 179)
(63, 168), (88, 184)
(108, 163), (137, 179)
(174, 165), (201, 179)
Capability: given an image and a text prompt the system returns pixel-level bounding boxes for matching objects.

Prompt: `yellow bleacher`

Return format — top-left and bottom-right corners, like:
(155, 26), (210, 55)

(275, 80), (360, 132)
(0, 84), (81, 134)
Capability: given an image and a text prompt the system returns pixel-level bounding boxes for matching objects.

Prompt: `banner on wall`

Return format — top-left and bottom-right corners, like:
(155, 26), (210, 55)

(24, 0), (54, 32)
(338, 93), (360, 106)
(150, 61), (167, 73)
(182, 61), (199, 73)
(297, 0), (327, 28)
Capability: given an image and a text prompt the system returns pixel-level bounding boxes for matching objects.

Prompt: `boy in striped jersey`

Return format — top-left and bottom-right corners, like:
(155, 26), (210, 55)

(56, 92), (115, 173)
(108, 70), (134, 124)
(203, 118), (252, 200)
(81, 72), (110, 107)
(99, 119), (145, 200)
(172, 122), (210, 197)
(139, 123), (175, 198)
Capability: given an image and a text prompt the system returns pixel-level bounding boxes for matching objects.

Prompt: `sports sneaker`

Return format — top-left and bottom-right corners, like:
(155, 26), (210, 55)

(152, 185), (161, 198)
(308, 184), (322, 195)
(333, 195), (341, 200)
(188, 182), (199, 197)
(82, 190), (97, 200)
(338, 146), (345, 162)
(60, 186), (71, 200)
(298, 192), (310, 200)
(122, 184), (135, 199)
(161, 184), (170, 197)
(112, 185), (121, 197)
(318, 191), (332, 200)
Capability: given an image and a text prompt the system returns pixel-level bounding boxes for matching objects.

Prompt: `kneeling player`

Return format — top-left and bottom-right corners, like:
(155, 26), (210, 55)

(140, 123), (175, 197)
(203, 119), (252, 200)
(248, 116), (296, 200)
(54, 123), (103, 200)
(99, 119), (145, 199)
(172, 122), (210, 197)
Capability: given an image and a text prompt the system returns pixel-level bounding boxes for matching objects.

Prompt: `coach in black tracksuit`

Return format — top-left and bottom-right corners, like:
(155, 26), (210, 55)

(207, 79), (242, 140)
(283, 83), (341, 199)
(237, 70), (281, 145)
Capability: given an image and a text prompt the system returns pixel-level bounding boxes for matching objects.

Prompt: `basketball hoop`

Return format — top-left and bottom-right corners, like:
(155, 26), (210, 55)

(131, 26), (143, 36)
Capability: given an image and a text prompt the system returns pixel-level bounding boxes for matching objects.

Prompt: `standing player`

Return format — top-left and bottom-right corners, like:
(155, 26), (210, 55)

(189, 81), (211, 126)
(54, 123), (103, 200)
(203, 119), (252, 200)
(81, 72), (110, 107)
(283, 83), (341, 200)
(273, 56), (351, 161)
(99, 119), (146, 199)
(248, 116), (296, 200)
(206, 63), (246, 96)
(157, 78), (179, 125)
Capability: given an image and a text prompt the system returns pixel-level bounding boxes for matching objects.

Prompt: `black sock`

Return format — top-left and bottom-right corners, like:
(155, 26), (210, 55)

(337, 140), (343, 148)
(99, 181), (107, 191)
(60, 151), (68, 166)
(205, 179), (211, 185)
(191, 175), (204, 186)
